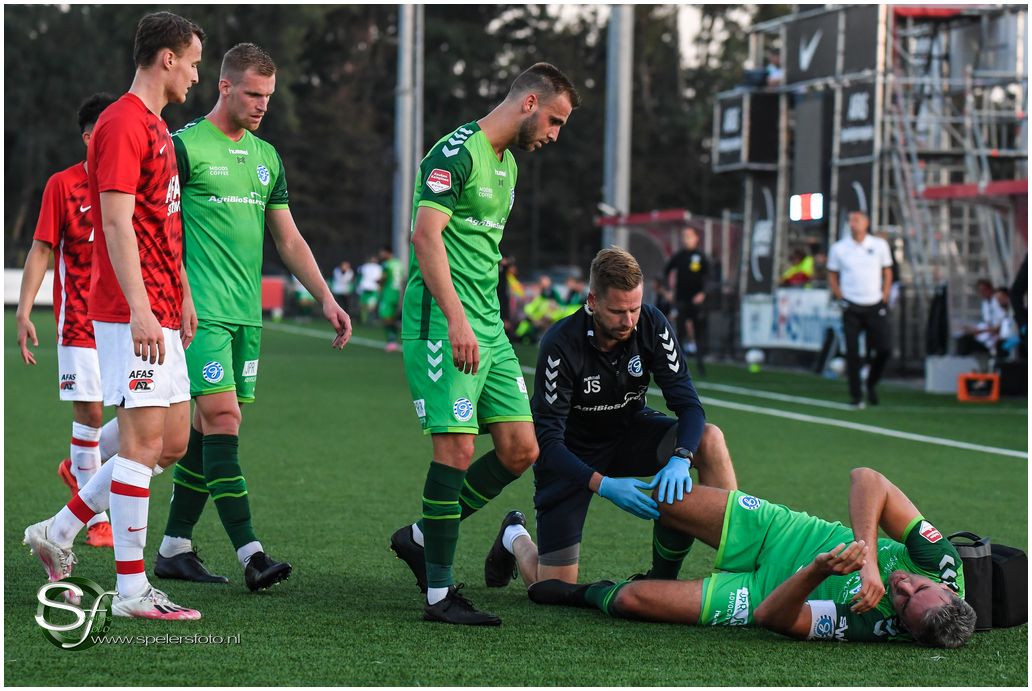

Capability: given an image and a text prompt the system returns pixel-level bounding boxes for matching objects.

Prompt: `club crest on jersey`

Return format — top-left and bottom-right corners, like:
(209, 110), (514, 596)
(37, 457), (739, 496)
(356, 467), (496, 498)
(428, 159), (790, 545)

(426, 169), (452, 194)
(256, 164), (270, 186)
(918, 520), (942, 543)
(202, 361), (225, 384)
(738, 494), (761, 510)
(628, 355), (643, 377)
(452, 397), (474, 423)
(813, 613), (834, 639)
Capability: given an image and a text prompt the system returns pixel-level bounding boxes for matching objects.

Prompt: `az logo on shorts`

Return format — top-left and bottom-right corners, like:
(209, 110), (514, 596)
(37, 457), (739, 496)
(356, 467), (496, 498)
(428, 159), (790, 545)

(738, 494), (761, 510)
(202, 361), (225, 384)
(453, 397), (474, 423)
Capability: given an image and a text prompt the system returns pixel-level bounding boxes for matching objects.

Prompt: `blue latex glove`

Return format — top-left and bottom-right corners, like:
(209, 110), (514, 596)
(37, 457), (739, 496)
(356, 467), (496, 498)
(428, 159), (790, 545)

(654, 456), (693, 504)
(598, 476), (660, 520)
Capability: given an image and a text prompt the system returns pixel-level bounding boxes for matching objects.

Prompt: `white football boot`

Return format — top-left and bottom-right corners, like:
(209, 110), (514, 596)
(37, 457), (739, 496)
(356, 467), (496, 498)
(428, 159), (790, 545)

(24, 519), (80, 604)
(111, 586), (202, 620)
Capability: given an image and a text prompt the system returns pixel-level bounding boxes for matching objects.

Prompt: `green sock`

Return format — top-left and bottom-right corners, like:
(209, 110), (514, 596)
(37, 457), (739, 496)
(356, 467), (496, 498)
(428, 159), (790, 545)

(203, 434), (257, 551)
(585, 579), (632, 616)
(458, 450), (519, 520)
(164, 427), (208, 539)
(650, 522), (696, 579)
(421, 462), (466, 589)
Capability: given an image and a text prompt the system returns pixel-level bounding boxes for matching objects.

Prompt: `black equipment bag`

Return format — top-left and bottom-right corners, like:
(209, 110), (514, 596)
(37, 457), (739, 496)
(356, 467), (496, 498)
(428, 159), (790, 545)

(947, 532), (993, 630)
(990, 543), (1028, 628)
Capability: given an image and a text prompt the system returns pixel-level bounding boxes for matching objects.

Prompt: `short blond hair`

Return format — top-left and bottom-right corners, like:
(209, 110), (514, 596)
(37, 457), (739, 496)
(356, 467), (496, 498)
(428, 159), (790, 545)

(589, 247), (643, 295)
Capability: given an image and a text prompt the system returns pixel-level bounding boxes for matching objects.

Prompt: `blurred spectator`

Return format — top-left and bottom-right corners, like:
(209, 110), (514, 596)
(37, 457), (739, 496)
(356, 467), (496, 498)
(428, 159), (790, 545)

(564, 275), (587, 306)
(765, 51), (783, 86)
(498, 256), (525, 337)
(515, 275), (563, 344)
(664, 227), (710, 356)
(355, 255), (383, 324)
(779, 246), (814, 287)
(331, 260), (355, 315)
(1010, 255), (1027, 358)
(995, 288), (1020, 359)
(956, 278), (1004, 356)
(378, 246), (403, 352)
(652, 277), (673, 319)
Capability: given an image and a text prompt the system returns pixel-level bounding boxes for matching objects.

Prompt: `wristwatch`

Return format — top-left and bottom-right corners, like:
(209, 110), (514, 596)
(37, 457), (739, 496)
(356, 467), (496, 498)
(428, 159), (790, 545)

(673, 447), (694, 461)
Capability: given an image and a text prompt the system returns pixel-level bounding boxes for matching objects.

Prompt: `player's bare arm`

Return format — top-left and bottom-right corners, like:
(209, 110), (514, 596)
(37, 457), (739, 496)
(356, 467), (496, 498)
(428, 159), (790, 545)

(882, 266), (893, 304)
(411, 205), (478, 374)
(848, 467), (922, 611)
(179, 262), (196, 348)
(828, 270), (842, 301)
(15, 239), (53, 365)
(100, 190), (164, 365)
(753, 540), (868, 640)
(268, 207), (351, 349)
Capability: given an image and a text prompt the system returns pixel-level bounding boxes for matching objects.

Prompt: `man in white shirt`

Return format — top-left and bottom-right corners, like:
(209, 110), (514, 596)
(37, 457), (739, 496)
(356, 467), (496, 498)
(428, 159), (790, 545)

(957, 279), (1007, 356)
(827, 211), (893, 407)
(356, 256), (384, 324)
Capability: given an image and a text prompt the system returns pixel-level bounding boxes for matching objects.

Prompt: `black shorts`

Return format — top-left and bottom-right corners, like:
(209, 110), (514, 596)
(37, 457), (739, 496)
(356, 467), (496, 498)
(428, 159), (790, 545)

(532, 409), (678, 561)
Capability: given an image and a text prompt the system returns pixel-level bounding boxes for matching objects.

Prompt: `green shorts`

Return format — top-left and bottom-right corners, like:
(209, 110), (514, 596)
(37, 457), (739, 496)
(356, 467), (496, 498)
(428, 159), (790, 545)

(402, 338), (532, 434)
(379, 289), (401, 321)
(185, 320), (262, 403)
(699, 490), (854, 627)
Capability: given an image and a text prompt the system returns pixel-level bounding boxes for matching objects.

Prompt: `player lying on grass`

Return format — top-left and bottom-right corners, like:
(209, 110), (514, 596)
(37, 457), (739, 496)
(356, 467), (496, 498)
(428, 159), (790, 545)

(517, 467), (977, 648)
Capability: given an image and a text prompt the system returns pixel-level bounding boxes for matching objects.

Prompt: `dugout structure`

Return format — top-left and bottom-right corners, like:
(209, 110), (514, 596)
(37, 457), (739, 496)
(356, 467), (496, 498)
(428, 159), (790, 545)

(715, 4), (1027, 366)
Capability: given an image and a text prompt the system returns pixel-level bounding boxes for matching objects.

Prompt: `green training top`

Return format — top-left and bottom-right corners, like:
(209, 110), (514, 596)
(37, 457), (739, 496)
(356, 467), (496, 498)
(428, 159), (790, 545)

(174, 117), (289, 326)
(381, 257), (403, 294)
(401, 121), (517, 346)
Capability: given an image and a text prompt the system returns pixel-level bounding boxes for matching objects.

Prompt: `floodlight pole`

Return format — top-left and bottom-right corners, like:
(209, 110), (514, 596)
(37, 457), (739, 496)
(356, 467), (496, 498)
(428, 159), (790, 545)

(602, 5), (634, 249)
(392, 4), (421, 269)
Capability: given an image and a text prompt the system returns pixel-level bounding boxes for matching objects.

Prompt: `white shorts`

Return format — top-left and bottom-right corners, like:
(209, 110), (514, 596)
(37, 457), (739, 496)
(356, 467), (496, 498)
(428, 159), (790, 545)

(93, 321), (190, 409)
(56, 345), (103, 402)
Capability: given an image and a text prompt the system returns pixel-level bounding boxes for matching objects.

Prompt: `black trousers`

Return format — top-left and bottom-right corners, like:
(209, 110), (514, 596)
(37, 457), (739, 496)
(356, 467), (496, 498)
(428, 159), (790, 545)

(842, 302), (891, 400)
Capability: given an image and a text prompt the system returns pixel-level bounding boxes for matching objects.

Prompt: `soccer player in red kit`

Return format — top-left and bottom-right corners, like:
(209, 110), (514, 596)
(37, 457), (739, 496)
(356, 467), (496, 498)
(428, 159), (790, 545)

(23, 11), (206, 620)
(17, 94), (118, 549)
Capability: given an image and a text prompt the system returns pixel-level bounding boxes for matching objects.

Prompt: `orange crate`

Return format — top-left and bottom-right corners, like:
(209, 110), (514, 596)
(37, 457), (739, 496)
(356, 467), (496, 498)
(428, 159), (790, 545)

(957, 373), (1000, 402)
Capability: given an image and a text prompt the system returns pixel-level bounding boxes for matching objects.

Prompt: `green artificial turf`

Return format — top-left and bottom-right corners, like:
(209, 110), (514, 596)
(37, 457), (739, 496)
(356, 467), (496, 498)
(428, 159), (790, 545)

(4, 312), (1027, 685)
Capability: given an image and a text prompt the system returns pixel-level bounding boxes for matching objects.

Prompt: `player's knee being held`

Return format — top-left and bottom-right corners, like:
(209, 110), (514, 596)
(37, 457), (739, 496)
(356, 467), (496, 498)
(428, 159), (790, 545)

(696, 423), (725, 461)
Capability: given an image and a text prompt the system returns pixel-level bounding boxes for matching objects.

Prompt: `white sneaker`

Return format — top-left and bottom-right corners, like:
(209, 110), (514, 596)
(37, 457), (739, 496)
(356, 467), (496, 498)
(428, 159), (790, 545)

(23, 519), (77, 583)
(111, 586), (202, 620)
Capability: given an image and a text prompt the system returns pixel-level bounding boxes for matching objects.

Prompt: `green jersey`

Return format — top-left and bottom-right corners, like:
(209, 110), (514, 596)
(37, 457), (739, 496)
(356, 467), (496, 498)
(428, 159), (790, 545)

(401, 122), (517, 346)
(808, 516), (965, 642)
(173, 117), (289, 326)
(381, 257), (403, 294)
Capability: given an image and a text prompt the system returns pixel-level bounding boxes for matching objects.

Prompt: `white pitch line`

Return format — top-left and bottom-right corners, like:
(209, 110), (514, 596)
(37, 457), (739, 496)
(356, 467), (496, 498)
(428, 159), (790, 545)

(266, 322), (1028, 460)
(694, 382), (856, 410)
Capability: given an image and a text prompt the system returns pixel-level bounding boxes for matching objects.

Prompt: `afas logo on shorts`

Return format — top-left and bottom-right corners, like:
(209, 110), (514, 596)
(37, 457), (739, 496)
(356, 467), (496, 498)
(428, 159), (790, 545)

(128, 369), (154, 392)
(202, 361), (225, 384)
(918, 520), (942, 543)
(425, 169), (452, 194)
(60, 373), (77, 391)
(452, 397), (473, 423)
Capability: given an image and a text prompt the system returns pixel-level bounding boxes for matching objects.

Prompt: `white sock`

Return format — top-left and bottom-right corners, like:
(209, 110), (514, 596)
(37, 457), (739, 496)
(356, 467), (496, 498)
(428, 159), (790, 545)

(411, 522), (424, 547)
(427, 586), (450, 605)
(502, 525), (530, 554)
(98, 418), (119, 462)
(110, 456), (152, 598)
(50, 459), (116, 546)
(151, 465), (164, 477)
(70, 422), (109, 527)
(159, 535), (193, 558)
(238, 541), (263, 567)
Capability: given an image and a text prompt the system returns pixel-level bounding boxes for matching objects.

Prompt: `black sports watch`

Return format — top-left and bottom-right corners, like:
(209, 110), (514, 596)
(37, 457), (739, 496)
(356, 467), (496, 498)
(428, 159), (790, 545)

(673, 447), (693, 461)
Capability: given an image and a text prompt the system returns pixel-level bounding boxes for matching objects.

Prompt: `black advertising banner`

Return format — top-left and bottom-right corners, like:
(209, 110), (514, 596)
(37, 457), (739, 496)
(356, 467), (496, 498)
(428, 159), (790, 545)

(746, 173), (778, 294)
(715, 93), (744, 169)
(839, 83), (876, 160)
(843, 5), (879, 74)
(785, 11), (839, 83)
(791, 92), (832, 196)
(835, 163), (873, 241)
(748, 93), (779, 165)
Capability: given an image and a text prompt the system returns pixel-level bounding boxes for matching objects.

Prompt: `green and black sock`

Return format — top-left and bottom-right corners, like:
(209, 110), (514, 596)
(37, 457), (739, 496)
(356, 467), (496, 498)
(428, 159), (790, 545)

(458, 450), (519, 520)
(203, 434), (257, 551)
(421, 462), (466, 589)
(164, 427), (208, 539)
(650, 522), (696, 579)
(584, 579), (632, 616)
